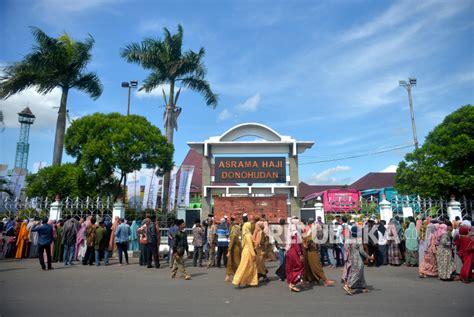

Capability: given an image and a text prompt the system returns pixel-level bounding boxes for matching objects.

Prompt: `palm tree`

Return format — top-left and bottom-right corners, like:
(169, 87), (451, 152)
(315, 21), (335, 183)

(121, 24), (218, 212)
(0, 27), (103, 166)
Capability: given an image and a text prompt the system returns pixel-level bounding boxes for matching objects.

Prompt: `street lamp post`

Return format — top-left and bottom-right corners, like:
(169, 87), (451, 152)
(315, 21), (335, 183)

(121, 80), (138, 201)
(121, 80), (138, 115)
(399, 78), (419, 149)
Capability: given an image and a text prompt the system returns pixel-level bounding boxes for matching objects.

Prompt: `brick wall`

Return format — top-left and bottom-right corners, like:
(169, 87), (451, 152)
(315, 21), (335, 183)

(213, 195), (288, 224)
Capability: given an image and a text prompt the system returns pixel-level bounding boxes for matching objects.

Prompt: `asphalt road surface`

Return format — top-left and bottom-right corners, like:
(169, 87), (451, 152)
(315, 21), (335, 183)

(0, 257), (472, 317)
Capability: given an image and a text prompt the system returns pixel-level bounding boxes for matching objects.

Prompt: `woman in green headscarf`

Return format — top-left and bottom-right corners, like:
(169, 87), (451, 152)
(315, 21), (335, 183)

(404, 222), (419, 267)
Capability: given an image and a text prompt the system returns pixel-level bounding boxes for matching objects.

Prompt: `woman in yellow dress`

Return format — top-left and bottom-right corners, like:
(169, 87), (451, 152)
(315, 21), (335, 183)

(225, 218), (242, 282)
(253, 220), (269, 281)
(232, 222), (258, 287)
(15, 221), (29, 259)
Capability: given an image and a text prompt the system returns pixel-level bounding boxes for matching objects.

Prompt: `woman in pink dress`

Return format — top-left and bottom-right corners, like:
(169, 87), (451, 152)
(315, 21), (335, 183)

(419, 224), (439, 278)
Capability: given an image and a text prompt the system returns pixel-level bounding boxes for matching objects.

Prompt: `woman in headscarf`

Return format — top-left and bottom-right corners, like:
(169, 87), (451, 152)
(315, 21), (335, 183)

(285, 218), (305, 292)
(253, 220), (269, 281)
(376, 220), (388, 266)
(108, 216), (120, 255)
(4, 218), (17, 258)
(75, 217), (86, 261)
(415, 215), (423, 234)
(53, 221), (64, 262)
(419, 223), (439, 278)
(302, 225), (334, 287)
(28, 218), (39, 258)
(454, 224), (473, 283)
(129, 220), (139, 252)
(232, 222), (258, 287)
(262, 216), (277, 261)
(225, 218), (242, 282)
(342, 225), (374, 296)
(404, 222), (419, 266)
(436, 223), (456, 281)
(387, 219), (402, 266)
(76, 217), (90, 261)
(418, 217), (431, 265)
(15, 220), (29, 259)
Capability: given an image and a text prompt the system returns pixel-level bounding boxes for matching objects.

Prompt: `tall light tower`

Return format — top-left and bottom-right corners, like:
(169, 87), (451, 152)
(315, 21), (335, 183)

(121, 80), (138, 199)
(399, 78), (419, 149)
(14, 107), (36, 170)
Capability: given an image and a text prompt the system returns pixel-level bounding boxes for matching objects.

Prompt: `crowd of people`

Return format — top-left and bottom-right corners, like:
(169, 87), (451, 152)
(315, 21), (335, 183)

(0, 212), (472, 295)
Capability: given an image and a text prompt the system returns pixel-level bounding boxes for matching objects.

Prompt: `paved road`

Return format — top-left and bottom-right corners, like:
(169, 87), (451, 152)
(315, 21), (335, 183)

(0, 257), (472, 317)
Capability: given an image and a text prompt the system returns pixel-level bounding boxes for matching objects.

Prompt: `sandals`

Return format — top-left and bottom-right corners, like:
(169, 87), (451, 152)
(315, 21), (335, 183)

(343, 284), (353, 296)
(289, 284), (300, 292)
(323, 280), (335, 287)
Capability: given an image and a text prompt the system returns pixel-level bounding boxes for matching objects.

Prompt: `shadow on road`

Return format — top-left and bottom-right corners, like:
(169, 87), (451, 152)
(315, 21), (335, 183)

(0, 267), (27, 273)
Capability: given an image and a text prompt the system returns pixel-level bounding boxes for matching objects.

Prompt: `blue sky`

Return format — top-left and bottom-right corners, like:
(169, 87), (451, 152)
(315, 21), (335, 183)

(0, 0), (473, 185)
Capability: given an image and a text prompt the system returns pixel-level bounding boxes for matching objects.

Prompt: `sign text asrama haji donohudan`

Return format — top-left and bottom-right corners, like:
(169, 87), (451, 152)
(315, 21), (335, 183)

(214, 157), (286, 183)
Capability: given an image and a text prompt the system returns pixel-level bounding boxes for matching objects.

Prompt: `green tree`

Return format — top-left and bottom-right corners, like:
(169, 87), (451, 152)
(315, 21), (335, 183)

(396, 105), (474, 198)
(0, 27), (103, 165)
(25, 163), (93, 198)
(120, 24), (218, 211)
(64, 112), (174, 197)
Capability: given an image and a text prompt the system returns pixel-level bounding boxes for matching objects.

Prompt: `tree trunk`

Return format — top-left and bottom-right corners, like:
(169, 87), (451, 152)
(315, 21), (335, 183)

(161, 82), (175, 213)
(52, 87), (69, 165)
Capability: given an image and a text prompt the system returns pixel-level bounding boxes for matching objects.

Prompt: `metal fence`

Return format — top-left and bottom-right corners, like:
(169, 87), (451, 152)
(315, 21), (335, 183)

(1, 195), (472, 225)
(308, 196), (473, 219)
(0, 195), (177, 228)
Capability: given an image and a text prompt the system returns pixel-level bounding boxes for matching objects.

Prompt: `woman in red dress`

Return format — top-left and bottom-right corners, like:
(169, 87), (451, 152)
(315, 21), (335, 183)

(454, 225), (473, 283)
(285, 218), (305, 292)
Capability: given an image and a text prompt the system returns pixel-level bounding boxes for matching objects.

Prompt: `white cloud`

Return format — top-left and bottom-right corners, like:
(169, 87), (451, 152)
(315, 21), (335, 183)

(454, 71), (474, 84)
(271, 115), (325, 128)
(236, 93), (260, 112)
(35, 0), (117, 13)
(138, 19), (182, 34)
(0, 87), (61, 129)
(135, 85), (170, 100)
(422, 110), (448, 127)
(380, 165), (398, 173)
(306, 165), (352, 185)
(217, 109), (233, 122)
(210, 0), (470, 122)
(341, 0), (430, 42)
(341, 0), (468, 42)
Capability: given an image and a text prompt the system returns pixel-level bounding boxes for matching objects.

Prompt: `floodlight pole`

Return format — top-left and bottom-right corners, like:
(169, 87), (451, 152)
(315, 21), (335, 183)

(121, 80), (138, 200)
(399, 78), (419, 150)
(127, 86), (131, 115)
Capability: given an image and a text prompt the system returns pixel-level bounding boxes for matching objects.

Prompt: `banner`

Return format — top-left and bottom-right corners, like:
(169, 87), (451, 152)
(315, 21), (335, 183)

(9, 168), (27, 198)
(126, 170), (141, 209)
(142, 169), (153, 209)
(402, 206), (414, 218)
(177, 165), (194, 207)
(168, 167), (178, 211)
(0, 164), (7, 178)
(142, 168), (163, 209)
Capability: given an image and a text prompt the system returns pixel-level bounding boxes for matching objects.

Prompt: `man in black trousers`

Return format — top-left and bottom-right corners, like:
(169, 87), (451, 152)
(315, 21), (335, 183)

(146, 215), (160, 268)
(31, 217), (54, 271)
